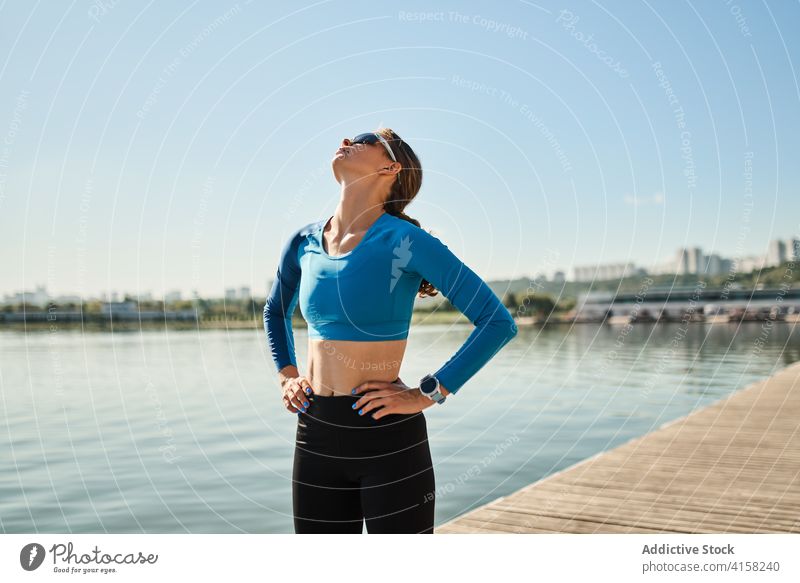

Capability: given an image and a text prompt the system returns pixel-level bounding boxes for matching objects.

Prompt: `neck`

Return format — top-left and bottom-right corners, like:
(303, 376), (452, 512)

(333, 177), (389, 232)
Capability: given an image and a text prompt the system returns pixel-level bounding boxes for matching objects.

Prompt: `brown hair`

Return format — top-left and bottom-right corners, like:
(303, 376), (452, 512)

(375, 128), (438, 298)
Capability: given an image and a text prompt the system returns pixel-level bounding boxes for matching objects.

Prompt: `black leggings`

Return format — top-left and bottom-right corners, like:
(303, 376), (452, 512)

(292, 387), (435, 533)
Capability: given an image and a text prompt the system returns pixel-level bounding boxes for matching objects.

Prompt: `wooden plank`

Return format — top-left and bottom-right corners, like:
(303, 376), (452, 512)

(530, 481), (800, 517)
(491, 493), (799, 529)
(437, 360), (800, 534)
(491, 500), (795, 532)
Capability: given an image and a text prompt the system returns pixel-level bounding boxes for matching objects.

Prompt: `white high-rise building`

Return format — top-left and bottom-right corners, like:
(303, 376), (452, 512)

(786, 237), (800, 262)
(767, 239), (787, 266)
(687, 247), (704, 273)
(705, 254), (724, 276)
(675, 248), (690, 274)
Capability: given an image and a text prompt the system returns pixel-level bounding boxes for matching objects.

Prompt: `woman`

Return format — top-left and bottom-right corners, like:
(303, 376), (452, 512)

(263, 128), (518, 534)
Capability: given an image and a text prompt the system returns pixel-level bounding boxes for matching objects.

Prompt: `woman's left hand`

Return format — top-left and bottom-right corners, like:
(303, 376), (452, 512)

(351, 377), (433, 419)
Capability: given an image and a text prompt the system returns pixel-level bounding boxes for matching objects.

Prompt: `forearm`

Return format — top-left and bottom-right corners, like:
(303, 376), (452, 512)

(278, 364), (300, 389)
(433, 316), (517, 394)
(264, 227), (303, 377)
(264, 294), (298, 373)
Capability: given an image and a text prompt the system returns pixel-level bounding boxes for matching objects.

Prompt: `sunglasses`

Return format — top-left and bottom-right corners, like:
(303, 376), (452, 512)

(350, 132), (398, 163)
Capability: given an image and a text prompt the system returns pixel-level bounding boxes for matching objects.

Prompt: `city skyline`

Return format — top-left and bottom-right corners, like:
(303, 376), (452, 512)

(2, 2), (798, 303)
(6, 232), (797, 306)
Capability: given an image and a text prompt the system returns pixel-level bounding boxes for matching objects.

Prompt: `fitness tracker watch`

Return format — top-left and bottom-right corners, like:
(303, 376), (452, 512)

(419, 374), (447, 404)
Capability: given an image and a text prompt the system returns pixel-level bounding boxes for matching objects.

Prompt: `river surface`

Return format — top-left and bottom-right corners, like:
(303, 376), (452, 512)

(1, 321), (798, 533)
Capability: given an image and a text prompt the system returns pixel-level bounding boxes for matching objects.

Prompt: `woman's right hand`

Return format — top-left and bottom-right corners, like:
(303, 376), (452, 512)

(281, 374), (314, 414)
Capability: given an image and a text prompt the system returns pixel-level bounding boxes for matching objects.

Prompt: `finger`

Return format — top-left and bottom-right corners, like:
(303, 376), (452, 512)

(353, 389), (393, 410)
(298, 378), (314, 397)
(360, 396), (390, 415)
(283, 394), (302, 414)
(294, 387), (312, 409)
(290, 391), (308, 412)
(284, 388), (306, 412)
(371, 404), (396, 420)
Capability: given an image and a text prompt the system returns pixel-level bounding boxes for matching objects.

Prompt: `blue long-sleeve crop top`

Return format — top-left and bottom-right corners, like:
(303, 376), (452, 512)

(263, 211), (518, 394)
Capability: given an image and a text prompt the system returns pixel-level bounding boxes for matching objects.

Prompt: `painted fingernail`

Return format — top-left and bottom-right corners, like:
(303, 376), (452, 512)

(305, 388), (311, 394)
(358, 409), (363, 415)
(351, 389), (356, 394)
(351, 403), (357, 409)
(304, 401), (309, 407)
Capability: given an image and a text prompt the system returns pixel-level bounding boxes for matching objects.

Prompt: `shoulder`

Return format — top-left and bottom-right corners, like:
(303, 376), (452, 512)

(279, 217), (325, 261)
(380, 214), (458, 272)
(383, 213), (453, 254)
(296, 217), (327, 238)
(284, 217), (326, 245)
(382, 213), (445, 244)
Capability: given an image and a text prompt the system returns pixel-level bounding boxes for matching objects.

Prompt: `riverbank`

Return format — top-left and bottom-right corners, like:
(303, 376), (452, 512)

(0, 309), (475, 332)
(4, 308), (799, 332)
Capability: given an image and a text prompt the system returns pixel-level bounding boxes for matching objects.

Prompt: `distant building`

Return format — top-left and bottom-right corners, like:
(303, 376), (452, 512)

(736, 255), (767, 273)
(552, 271), (566, 283)
(687, 247), (704, 274)
(239, 286), (251, 299)
(574, 286), (800, 321)
(675, 247), (705, 274)
(164, 290), (182, 303)
(767, 239), (787, 266)
(704, 254), (725, 277)
(573, 262), (637, 282)
(225, 288), (237, 300)
(3, 284), (50, 307)
(786, 238), (800, 262)
(675, 248), (690, 274)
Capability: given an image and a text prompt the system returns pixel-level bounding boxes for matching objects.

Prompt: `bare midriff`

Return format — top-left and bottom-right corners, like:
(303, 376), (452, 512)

(306, 338), (408, 396)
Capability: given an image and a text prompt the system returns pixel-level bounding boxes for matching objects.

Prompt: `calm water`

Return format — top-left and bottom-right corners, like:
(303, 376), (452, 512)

(1, 321), (798, 533)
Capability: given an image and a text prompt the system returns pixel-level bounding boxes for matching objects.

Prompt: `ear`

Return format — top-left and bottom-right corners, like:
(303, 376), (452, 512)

(382, 161), (401, 176)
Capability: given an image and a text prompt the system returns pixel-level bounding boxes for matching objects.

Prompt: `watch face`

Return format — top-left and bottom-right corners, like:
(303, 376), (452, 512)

(420, 376), (437, 395)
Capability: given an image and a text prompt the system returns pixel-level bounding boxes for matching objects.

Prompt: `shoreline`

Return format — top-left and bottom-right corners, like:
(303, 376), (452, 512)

(1, 312), (797, 332)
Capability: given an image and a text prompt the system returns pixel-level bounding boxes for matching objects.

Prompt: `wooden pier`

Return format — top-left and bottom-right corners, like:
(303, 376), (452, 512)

(437, 361), (800, 533)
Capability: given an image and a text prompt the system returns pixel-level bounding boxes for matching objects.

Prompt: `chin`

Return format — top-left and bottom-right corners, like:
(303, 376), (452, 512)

(331, 161), (342, 181)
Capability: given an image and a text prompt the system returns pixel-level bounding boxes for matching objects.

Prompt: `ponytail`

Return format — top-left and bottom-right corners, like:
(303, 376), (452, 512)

(377, 128), (436, 297)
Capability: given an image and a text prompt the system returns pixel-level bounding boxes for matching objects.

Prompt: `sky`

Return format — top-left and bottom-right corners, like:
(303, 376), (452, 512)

(1, 0), (798, 299)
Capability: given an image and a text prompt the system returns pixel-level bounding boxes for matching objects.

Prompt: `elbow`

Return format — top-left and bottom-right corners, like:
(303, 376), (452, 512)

(502, 314), (518, 345)
(507, 311), (518, 339)
(475, 311), (518, 349)
(492, 309), (518, 348)
(489, 307), (518, 341)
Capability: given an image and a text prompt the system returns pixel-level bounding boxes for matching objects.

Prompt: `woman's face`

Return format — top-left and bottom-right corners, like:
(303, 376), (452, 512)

(331, 135), (394, 181)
